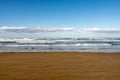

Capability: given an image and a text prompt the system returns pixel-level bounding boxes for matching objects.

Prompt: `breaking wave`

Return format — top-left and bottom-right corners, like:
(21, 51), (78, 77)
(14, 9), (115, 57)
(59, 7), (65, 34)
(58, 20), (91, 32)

(0, 37), (120, 52)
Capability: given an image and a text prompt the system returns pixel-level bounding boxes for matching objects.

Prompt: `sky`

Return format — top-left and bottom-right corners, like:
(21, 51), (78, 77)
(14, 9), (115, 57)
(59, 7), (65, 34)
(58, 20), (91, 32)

(0, 0), (120, 38)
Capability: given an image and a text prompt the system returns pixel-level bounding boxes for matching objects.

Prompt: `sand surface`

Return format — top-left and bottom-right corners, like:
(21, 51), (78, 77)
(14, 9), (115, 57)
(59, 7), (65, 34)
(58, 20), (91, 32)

(0, 52), (120, 80)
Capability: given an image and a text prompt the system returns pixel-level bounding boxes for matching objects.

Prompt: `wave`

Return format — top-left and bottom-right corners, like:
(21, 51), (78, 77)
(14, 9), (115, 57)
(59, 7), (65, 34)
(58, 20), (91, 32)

(0, 38), (120, 46)
(0, 38), (120, 52)
(3, 43), (111, 47)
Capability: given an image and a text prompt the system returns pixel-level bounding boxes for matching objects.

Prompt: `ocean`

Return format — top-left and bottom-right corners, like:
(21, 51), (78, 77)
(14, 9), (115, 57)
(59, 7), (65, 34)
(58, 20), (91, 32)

(0, 37), (120, 52)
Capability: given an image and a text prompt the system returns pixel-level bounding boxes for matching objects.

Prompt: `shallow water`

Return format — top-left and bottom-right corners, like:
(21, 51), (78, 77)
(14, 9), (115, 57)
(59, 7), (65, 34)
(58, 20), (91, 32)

(0, 37), (120, 52)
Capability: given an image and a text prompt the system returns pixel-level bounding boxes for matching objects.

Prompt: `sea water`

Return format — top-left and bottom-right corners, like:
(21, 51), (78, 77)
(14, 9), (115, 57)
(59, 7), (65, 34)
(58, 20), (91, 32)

(0, 37), (120, 52)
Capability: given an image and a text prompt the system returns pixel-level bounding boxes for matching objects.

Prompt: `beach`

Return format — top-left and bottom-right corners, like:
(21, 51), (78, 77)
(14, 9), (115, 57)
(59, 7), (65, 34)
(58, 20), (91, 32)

(0, 52), (120, 80)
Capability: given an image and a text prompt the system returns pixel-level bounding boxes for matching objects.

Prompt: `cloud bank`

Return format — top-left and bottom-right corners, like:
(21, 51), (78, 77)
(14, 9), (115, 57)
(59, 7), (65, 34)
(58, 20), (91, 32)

(0, 27), (120, 34)
(0, 26), (74, 33)
(83, 28), (120, 34)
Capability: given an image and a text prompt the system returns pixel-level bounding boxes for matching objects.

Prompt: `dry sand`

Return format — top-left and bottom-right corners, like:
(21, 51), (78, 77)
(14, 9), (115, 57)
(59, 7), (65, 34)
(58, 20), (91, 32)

(0, 52), (120, 80)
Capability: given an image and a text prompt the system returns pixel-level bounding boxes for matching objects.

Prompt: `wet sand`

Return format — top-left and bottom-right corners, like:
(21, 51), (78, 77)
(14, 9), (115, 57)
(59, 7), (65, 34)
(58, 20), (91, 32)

(0, 52), (120, 80)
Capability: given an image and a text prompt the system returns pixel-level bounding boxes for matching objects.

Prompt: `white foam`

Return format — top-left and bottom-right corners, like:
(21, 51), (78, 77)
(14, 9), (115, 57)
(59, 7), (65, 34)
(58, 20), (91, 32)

(51, 43), (111, 46)
(74, 43), (111, 46)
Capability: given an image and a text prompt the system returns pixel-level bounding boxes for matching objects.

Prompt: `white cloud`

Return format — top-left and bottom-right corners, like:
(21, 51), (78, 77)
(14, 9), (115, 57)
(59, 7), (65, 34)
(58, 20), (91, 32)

(0, 26), (74, 33)
(83, 28), (120, 34)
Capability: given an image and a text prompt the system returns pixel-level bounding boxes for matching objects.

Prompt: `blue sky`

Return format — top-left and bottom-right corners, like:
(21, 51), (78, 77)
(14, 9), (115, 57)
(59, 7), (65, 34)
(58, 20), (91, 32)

(0, 0), (120, 38)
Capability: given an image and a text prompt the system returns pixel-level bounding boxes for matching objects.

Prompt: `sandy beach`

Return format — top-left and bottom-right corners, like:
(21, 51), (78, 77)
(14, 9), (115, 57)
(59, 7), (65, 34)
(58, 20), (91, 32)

(0, 52), (120, 80)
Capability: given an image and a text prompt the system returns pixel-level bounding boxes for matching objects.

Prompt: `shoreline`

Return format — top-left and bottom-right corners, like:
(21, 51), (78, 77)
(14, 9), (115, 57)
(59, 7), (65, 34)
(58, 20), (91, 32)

(0, 51), (120, 54)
